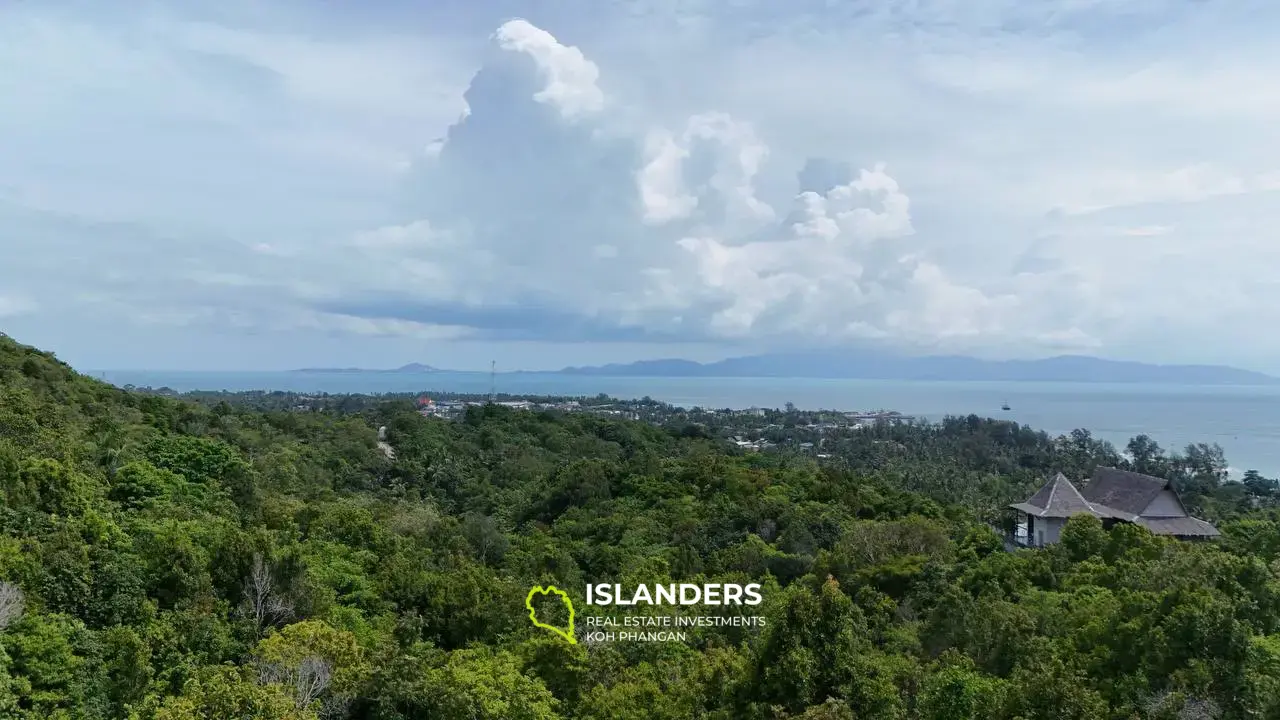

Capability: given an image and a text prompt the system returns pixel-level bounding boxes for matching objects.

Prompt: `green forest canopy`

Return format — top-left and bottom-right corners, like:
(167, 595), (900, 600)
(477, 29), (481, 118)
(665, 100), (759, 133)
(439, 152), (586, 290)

(3, 333), (1280, 719)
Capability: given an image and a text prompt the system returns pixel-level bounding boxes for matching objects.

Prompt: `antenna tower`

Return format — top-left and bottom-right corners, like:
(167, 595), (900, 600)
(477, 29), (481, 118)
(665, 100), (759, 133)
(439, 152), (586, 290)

(489, 360), (496, 403)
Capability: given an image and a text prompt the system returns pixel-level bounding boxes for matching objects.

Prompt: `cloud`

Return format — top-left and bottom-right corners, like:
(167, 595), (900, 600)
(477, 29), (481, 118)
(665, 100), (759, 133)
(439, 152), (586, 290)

(638, 113), (774, 227)
(1119, 225), (1173, 237)
(4, 0), (1280, 370)
(312, 25), (1035, 354)
(492, 19), (604, 120)
(0, 3), (473, 227)
(1056, 164), (1271, 216)
(0, 296), (36, 318)
(663, 164), (932, 341)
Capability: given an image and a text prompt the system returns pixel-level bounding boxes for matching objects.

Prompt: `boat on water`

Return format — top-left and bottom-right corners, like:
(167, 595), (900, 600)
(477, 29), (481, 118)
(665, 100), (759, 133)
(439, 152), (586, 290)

(1001, 402), (1011, 411)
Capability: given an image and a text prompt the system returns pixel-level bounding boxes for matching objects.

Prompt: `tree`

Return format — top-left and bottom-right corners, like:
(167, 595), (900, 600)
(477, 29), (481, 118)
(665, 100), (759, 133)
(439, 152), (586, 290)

(1059, 515), (1108, 563)
(409, 648), (560, 720)
(100, 625), (154, 717)
(1243, 470), (1278, 500)
(254, 620), (368, 713)
(919, 659), (1005, 720)
(462, 512), (509, 566)
(257, 656), (332, 716)
(109, 460), (184, 509)
(796, 698), (856, 719)
(17, 458), (94, 516)
(2, 613), (88, 716)
(242, 554), (294, 639)
(5, 332), (1280, 717)
(749, 578), (868, 713)
(154, 665), (311, 720)
(1127, 435), (1165, 475)
(0, 581), (22, 630)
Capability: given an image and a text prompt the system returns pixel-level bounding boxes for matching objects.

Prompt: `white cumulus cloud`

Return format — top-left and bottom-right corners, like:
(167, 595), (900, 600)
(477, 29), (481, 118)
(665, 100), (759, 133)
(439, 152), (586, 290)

(315, 20), (1025, 353)
(492, 19), (604, 120)
(638, 113), (775, 228)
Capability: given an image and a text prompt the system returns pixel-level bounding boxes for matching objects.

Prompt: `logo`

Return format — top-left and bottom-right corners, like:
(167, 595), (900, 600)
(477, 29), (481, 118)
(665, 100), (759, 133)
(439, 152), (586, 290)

(586, 582), (762, 606)
(526, 585), (577, 644)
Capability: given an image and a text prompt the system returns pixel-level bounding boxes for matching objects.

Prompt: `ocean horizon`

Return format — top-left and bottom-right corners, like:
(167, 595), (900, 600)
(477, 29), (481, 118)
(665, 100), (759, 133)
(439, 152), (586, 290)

(95, 370), (1280, 478)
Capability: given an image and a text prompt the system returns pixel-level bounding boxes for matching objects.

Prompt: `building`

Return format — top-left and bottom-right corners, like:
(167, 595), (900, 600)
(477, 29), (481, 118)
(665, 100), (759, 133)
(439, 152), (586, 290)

(496, 400), (533, 410)
(1008, 467), (1220, 548)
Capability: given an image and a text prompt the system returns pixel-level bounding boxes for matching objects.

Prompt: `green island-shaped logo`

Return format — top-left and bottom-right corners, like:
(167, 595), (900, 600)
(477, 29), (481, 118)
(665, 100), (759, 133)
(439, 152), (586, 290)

(526, 585), (576, 644)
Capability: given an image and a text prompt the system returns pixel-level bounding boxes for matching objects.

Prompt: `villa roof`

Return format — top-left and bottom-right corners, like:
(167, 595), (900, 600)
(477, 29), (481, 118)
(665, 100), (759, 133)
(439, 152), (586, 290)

(1010, 466), (1220, 538)
(1135, 515), (1221, 538)
(1012, 472), (1098, 518)
(1080, 467), (1169, 516)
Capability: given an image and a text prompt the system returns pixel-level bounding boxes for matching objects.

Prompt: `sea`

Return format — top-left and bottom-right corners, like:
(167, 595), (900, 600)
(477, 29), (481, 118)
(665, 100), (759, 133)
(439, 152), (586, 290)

(95, 371), (1280, 479)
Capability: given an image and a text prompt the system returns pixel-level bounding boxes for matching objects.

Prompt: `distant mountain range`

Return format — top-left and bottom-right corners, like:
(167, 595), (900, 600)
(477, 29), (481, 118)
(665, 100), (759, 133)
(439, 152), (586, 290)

(296, 363), (440, 374)
(553, 351), (1280, 385)
(292, 351), (1278, 385)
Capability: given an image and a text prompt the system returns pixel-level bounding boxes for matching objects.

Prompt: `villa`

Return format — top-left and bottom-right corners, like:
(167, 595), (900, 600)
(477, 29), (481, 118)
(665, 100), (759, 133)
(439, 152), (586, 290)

(1008, 466), (1220, 548)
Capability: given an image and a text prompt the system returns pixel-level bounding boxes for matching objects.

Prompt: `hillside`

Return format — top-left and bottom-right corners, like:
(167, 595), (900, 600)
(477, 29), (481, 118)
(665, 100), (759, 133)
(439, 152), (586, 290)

(559, 349), (1280, 384)
(3, 332), (1280, 718)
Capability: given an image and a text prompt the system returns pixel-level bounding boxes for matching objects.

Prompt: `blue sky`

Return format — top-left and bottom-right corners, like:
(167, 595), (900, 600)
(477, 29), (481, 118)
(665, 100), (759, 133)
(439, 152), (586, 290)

(2, 0), (1279, 372)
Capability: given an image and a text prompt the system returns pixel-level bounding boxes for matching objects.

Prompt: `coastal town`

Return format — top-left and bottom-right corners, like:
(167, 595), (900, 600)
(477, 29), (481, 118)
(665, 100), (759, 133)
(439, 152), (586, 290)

(401, 392), (921, 453)
(409, 392), (921, 453)
(141, 385), (919, 456)
(411, 393), (911, 420)
(411, 394), (916, 454)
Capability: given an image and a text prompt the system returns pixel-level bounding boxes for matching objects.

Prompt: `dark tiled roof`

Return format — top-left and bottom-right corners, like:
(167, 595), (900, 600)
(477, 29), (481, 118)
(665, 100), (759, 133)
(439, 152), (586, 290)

(1010, 502), (1051, 517)
(1024, 472), (1062, 508)
(1083, 502), (1133, 520)
(1014, 472), (1097, 518)
(1080, 467), (1168, 516)
(1010, 467), (1220, 538)
(1135, 516), (1221, 537)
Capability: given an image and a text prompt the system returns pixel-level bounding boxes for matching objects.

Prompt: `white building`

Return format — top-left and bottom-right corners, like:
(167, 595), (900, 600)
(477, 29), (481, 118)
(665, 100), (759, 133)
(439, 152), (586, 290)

(1009, 467), (1220, 548)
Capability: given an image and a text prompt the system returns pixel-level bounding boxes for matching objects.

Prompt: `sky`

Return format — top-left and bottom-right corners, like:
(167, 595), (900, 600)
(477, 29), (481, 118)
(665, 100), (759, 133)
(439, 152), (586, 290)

(2, 0), (1279, 372)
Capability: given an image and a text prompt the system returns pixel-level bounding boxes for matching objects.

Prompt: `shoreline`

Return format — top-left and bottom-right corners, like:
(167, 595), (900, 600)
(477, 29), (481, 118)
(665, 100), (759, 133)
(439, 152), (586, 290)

(109, 380), (1278, 480)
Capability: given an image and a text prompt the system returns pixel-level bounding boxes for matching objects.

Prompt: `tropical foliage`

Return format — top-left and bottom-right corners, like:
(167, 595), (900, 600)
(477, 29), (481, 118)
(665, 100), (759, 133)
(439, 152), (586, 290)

(2, 333), (1280, 719)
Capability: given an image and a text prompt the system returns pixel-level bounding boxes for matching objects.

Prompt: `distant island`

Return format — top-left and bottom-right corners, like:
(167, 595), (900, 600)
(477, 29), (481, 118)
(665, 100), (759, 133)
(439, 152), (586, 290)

(291, 351), (1278, 385)
(552, 350), (1280, 385)
(296, 362), (441, 374)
